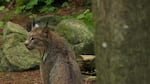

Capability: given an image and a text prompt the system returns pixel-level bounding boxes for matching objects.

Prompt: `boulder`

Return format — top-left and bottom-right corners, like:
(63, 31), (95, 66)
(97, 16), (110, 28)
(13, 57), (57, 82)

(0, 35), (3, 46)
(1, 22), (40, 71)
(56, 19), (94, 55)
(0, 35), (7, 71)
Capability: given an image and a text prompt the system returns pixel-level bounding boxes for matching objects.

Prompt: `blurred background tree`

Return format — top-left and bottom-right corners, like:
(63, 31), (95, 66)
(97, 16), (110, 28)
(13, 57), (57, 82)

(93, 0), (150, 84)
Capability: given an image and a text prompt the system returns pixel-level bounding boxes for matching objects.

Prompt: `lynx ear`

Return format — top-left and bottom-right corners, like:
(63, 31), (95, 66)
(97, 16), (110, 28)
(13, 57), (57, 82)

(31, 19), (39, 30)
(45, 21), (55, 31)
(43, 21), (49, 37)
(44, 21), (49, 28)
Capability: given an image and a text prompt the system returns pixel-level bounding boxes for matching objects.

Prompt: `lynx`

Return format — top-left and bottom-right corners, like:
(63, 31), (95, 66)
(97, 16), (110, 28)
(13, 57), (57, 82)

(24, 22), (82, 84)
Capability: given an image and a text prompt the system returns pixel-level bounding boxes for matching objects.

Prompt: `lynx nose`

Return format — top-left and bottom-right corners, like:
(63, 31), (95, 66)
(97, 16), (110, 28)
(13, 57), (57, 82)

(24, 40), (29, 46)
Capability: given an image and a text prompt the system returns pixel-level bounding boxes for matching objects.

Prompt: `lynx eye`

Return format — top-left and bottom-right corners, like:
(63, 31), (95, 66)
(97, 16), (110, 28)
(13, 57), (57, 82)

(30, 37), (34, 40)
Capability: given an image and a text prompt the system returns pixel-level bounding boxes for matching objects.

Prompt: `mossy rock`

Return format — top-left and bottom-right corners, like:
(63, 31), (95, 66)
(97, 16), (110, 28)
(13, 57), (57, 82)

(0, 35), (3, 47)
(1, 22), (40, 71)
(56, 19), (94, 55)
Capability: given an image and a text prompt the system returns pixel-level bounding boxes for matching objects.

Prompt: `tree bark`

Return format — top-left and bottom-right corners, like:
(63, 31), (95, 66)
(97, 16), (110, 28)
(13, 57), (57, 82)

(93, 0), (150, 84)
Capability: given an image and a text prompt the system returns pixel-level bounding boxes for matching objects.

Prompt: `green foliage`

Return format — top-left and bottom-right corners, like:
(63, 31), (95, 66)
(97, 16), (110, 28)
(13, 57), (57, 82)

(28, 13), (37, 19)
(25, 0), (38, 10)
(61, 2), (69, 7)
(77, 9), (91, 19)
(0, 21), (4, 27)
(15, 0), (38, 13)
(14, 0), (74, 13)
(15, 0), (56, 13)
(0, 0), (10, 12)
(0, 0), (10, 4)
(39, 0), (56, 13)
(5, 0), (10, 2)
(76, 9), (93, 32)
(15, 5), (25, 14)
(0, 0), (10, 10)
(44, 0), (54, 5)
(59, 9), (94, 32)
(0, 6), (5, 11)
(40, 6), (56, 13)
(85, 0), (92, 5)
(4, 13), (11, 21)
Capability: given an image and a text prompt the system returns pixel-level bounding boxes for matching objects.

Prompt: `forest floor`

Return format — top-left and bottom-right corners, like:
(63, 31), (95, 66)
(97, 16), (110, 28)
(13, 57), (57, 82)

(0, 1), (95, 84)
(0, 69), (96, 84)
(0, 70), (41, 84)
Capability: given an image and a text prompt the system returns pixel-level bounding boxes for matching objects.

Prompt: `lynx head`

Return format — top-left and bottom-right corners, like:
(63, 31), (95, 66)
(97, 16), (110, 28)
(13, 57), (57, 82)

(24, 20), (49, 51)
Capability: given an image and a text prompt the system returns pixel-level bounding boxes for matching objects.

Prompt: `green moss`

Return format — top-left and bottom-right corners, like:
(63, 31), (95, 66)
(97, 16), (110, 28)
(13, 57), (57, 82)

(1, 22), (40, 71)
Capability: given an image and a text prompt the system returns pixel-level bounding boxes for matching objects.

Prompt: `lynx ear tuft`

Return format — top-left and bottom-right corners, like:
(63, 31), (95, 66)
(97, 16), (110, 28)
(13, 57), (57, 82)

(31, 19), (39, 30)
(31, 18), (35, 28)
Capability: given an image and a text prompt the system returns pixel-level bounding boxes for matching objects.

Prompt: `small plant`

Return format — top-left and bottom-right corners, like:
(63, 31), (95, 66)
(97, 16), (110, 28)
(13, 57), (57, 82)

(0, 21), (4, 27)
(15, 0), (38, 13)
(4, 13), (11, 21)
(28, 13), (37, 19)
(0, 0), (10, 5)
(61, 2), (69, 7)
(15, 0), (74, 13)
(15, 0), (56, 13)
(86, 0), (92, 5)
(39, 6), (56, 13)
(39, 0), (56, 13)
(0, 6), (5, 11)
(0, 0), (10, 11)
(76, 9), (93, 32)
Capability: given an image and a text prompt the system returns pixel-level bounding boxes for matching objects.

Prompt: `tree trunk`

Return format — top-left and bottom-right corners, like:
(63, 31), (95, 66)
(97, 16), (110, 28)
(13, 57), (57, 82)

(93, 0), (150, 84)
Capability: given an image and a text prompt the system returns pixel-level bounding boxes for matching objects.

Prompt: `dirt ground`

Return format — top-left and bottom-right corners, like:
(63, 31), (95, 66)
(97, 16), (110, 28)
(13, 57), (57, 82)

(0, 70), (96, 84)
(0, 70), (42, 84)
